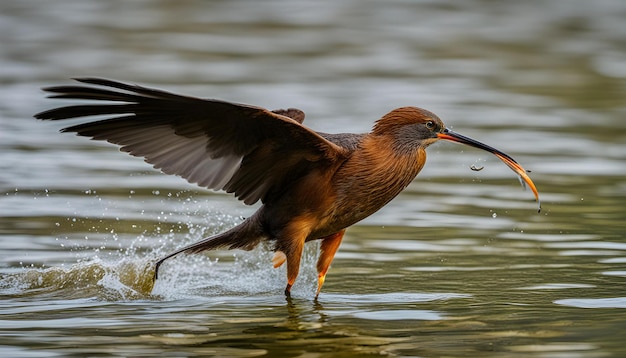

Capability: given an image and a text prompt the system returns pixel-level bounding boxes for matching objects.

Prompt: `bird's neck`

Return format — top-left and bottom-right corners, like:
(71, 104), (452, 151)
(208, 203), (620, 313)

(330, 134), (427, 225)
(354, 134), (426, 192)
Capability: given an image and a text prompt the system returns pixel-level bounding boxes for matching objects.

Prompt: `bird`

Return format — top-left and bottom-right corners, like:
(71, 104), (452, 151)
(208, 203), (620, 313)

(35, 78), (540, 298)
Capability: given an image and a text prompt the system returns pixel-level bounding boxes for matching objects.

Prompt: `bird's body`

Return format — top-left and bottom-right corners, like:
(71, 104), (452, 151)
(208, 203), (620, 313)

(36, 79), (539, 297)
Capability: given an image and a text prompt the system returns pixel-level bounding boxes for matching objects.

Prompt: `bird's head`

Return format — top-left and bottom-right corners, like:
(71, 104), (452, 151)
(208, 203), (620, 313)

(373, 107), (444, 150)
(374, 106), (540, 210)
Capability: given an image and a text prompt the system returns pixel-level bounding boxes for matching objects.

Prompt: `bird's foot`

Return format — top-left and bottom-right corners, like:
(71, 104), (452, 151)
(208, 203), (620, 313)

(315, 274), (326, 299)
(284, 283), (293, 297)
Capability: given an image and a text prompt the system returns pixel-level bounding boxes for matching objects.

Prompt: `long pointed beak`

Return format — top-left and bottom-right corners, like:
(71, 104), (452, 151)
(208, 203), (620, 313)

(437, 128), (541, 212)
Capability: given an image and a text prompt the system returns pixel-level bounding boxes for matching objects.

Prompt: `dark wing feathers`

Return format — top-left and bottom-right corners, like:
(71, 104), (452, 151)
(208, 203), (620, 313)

(35, 78), (349, 205)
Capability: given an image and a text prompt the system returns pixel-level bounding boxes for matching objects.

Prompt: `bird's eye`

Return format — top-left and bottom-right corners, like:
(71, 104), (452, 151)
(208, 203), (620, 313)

(425, 121), (435, 130)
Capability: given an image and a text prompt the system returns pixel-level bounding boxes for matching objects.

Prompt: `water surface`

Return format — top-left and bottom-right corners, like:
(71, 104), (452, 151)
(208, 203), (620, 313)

(1, 0), (625, 356)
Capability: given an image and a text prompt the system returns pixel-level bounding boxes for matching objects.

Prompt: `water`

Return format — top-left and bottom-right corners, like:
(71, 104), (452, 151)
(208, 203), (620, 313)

(1, 0), (625, 356)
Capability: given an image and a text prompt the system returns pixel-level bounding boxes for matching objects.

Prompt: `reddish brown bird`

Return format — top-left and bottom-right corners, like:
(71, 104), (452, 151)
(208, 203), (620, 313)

(35, 78), (540, 298)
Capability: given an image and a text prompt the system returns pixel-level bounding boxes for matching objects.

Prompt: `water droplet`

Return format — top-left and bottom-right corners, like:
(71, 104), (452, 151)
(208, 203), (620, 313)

(492, 213), (497, 218)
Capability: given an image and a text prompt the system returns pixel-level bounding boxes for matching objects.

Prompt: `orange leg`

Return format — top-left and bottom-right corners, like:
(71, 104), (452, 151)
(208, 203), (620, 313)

(278, 238), (305, 297)
(315, 230), (345, 298)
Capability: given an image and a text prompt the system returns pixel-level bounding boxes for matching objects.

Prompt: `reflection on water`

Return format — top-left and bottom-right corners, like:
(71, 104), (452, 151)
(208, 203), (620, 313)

(1, 0), (626, 356)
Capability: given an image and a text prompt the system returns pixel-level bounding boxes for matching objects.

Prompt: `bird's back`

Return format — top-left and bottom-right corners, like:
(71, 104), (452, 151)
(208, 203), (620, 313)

(318, 132), (365, 152)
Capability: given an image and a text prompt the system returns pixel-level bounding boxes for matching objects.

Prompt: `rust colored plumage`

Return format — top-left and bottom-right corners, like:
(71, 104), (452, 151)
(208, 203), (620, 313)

(35, 78), (540, 298)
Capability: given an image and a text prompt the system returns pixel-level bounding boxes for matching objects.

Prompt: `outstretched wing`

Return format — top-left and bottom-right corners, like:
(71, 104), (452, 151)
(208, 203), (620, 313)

(35, 78), (349, 205)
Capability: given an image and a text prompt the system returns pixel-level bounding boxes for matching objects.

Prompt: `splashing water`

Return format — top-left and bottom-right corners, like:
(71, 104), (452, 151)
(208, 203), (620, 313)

(152, 243), (320, 300)
(0, 212), (321, 301)
(0, 256), (156, 300)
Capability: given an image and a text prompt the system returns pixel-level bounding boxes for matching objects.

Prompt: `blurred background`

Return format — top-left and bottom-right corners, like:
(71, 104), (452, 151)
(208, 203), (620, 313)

(1, 0), (625, 357)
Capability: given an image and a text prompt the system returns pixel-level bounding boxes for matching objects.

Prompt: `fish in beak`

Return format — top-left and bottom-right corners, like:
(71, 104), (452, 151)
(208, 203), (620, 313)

(437, 128), (541, 212)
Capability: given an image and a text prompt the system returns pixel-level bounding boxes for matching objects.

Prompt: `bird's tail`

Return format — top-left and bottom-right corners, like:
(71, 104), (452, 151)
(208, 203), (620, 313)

(154, 218), (265, 279)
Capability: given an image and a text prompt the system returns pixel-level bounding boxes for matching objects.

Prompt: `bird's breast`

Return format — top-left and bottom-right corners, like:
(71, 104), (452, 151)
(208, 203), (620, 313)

(322, 140), (427, 233)
(262, 139), (427, 242)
